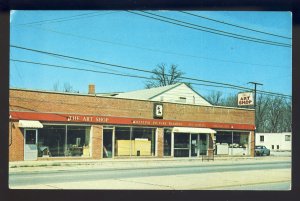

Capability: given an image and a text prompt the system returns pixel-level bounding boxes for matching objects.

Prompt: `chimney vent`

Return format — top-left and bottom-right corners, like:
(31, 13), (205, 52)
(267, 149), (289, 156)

(88, 84), (95, 94)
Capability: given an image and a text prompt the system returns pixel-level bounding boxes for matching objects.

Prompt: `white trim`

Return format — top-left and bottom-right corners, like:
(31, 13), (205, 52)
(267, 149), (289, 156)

(173, 127), (216, 134)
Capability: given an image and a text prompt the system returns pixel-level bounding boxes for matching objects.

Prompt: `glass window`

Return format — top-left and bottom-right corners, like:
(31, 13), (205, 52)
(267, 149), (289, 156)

(277, 145), (280, 149)
(38, 125), (66, 157)
(285, 135), (291, 141)
(115, 127), (131, 156)
(132, 127), (156, 156)
(174, 133), (189, 157)
(174, 133), (189, 148)
(114, 127), (156, 157)
(25, 130), (37, 145)
(260, 136), (264, 142)
(103, 129), (113, 158)
(215, 131), (249, 155)
(164, 129), (172, 156)
(66, 126), (91, 157)
(199, 134), (207, 155)
(38, 125), (91, 158)
(272, 145), (274, 149)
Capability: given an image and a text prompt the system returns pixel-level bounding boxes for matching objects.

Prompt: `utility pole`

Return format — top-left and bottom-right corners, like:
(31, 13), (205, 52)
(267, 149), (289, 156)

(248, 82), (263, 157)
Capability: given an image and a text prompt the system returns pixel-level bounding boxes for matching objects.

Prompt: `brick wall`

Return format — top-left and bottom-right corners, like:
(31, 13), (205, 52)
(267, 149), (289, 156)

(10, 89), (255, 125)
(9, 89), (255, 161)
(250, 131), (255, 157)
(156, 128), (164, 157)
(9, 121), (24, 161)
(91, 125), (103, 159)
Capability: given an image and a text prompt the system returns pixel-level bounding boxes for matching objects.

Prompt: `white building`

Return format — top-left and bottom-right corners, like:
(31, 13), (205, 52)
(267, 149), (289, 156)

(100, 83), (212, 106)
(255, 132), (291, 151)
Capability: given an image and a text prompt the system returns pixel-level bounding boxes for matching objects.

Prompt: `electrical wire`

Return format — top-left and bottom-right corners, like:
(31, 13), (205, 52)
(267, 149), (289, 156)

(15, 11), (119, 26)
(11, 59), (154, 81)
(11, 58), (291, 99)
(13, 24), (289, 69)
(10, 45), (291, 98)
(179, 11), (292, 40)
(127, 11), (291, 48)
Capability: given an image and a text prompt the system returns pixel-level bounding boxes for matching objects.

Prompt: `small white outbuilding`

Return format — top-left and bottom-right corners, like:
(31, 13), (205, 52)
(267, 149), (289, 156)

(255, 132), (291, 151)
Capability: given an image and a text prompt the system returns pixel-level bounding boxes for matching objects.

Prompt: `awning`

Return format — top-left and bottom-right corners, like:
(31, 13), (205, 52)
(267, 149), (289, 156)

(173, 127), (216, 134)
(18, 120), (43, 128)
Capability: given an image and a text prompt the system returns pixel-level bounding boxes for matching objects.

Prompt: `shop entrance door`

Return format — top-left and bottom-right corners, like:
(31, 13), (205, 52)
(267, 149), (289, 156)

(190, 134), (198, 157)
(199, 134), (208, 155)
(103, 129), (113, 158)
(190, 134), (208, 157)
(24, 129), (38, 161)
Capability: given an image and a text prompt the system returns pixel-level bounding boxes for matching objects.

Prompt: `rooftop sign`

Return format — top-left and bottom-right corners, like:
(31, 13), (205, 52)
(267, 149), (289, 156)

(238, 92), (254, 106)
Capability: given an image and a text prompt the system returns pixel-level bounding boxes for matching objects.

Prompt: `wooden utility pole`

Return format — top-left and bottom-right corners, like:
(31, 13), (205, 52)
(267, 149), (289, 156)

(248, 82), (263, 157)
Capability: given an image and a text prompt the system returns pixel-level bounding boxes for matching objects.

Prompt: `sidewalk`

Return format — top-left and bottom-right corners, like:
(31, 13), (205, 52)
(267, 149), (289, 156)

(9, 155), (291, 173)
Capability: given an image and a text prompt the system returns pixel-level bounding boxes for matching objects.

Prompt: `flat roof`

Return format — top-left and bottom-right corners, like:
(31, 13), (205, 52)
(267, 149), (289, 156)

(9, 87), (255, 111)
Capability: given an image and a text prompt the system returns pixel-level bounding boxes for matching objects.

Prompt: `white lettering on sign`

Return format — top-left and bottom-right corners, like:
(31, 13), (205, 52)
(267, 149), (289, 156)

(67, 115), (80, 121)
(238, 92), (254, 106)
(67, 115), (109, 123)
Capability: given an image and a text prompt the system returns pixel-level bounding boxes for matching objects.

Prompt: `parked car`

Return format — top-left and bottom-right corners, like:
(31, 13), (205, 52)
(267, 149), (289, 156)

(255, 145), (270, 156)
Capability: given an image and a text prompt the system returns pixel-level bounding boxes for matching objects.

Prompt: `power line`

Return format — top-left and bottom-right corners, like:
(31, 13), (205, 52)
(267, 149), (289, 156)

(15, 11), (119, 26)
(13, 24), (288, 69)
(11, 58), (291, 100)
(179, 11), (292, 40)
(10, 45), (291, 99)
(140, 11), (291, 47)
(10, 45), (253, 90)
(127, 11), (291, 48)
(9, 58), (247, 91)
(10, 59), (153, 81)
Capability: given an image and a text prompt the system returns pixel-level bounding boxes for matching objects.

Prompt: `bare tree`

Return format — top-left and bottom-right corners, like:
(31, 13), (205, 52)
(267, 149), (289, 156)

(266, 97), (285, 133)
(63, 82), (74, 92)
(223, 93), (238, 107)
(145, 64), (184, 88)
(53, 81), (60, 91)
(206, 91), (224, 105)
(53, 81), (79, 93)
(255, 94), (271, 132)
(280, 99), (292, 132)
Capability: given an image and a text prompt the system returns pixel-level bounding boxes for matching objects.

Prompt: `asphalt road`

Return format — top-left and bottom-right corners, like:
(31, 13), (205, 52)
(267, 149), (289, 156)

(214, 181), (291, 190)
(9, 161), (291, 187)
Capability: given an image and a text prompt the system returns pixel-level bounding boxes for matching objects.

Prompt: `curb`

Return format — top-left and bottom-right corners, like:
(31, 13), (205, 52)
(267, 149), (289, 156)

(9, 156), (290, 169)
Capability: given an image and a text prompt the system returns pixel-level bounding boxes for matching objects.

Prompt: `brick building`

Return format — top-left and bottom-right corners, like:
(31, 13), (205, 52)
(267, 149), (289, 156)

(9, 83), (255, 161)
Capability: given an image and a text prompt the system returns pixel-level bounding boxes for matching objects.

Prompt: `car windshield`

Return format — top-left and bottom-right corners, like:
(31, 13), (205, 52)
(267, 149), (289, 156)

(256, 146), (263, 149)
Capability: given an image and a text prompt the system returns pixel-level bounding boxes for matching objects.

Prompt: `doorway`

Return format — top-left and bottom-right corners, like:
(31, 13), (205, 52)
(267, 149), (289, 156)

(24, 129), (38, 161)
(103, 129), (113, 158)
(173, 133), (208, 157)
(190, 134), (208, 157)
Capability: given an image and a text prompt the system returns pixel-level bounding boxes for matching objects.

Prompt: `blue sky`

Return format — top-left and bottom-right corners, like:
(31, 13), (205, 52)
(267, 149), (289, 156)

(10, 11), (292, 97)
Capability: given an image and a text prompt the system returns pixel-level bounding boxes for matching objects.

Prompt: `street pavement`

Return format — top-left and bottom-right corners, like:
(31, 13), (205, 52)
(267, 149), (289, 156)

(9, 154), (291, 173)
(8, 155), (291, 190)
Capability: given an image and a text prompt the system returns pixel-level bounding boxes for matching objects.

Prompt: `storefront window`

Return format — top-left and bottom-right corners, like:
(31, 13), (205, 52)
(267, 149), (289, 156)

(215, 131), (249, 155)
(115, 127), (131, 156)
(132, 127), (156, 156)
(174, 133), (189, 157)
(115, 127), (156, 157)
(66, 126), (91, 157)
(37, 125), (90, 158)
(164, 129), (172, 156)
(38, 125), (66, 157)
